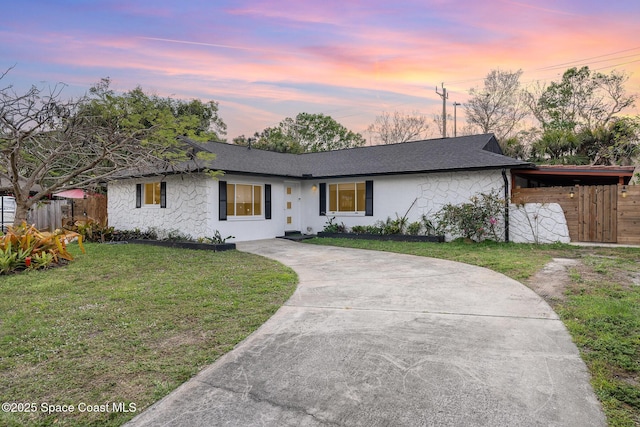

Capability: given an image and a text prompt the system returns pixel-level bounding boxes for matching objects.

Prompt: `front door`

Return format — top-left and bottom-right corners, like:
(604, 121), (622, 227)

(284, 182), (300, 232)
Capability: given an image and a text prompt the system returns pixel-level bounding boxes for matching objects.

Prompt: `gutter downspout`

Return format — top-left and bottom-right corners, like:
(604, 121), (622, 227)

(502, 168), (509, 243)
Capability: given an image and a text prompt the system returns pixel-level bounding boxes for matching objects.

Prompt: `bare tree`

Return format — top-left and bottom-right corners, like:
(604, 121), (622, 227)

(0, 74), (224, 224)
(464, 69), (529, 141)
(367, 111), (431, 144)
(431, 113), (456, 139)
(525, 66), (636, 132)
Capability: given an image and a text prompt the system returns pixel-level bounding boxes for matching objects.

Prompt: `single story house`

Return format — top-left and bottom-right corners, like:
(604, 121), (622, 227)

(108, 134), (568, 243)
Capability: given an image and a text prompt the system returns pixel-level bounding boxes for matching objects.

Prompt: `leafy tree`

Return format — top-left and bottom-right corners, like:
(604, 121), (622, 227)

(577, 116), (640, 165)
(233, 125), (302, 154)
(526, 66), (636, 132)
(500, 136), (528, 160)
(0, 73), (225, 224)
(235, 113), (366, 153)
(367, 111), (431, 144)
(464, 69), (529, 142)
(530, 128), (582, 164)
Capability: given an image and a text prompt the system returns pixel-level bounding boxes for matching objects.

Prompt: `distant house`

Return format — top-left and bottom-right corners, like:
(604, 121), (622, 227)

(108, 134), (569, 242)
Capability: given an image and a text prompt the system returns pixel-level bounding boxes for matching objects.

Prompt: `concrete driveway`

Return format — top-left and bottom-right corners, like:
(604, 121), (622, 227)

(126, 239), (605, 426)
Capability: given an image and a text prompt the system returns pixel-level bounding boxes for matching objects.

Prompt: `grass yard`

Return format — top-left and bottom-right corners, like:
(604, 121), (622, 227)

(307, 238), (640, 427)
(0, 243), (297, 426)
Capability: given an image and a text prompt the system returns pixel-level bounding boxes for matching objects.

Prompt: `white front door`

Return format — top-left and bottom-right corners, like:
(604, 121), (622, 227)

(284, 182), (300, 231)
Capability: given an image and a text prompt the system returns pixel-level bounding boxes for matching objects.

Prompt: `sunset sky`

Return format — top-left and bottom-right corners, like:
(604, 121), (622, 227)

(2, 0), (639, 142)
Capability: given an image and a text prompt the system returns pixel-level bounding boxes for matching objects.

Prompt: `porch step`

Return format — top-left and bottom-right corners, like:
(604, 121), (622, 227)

(278, 232), (315, 241)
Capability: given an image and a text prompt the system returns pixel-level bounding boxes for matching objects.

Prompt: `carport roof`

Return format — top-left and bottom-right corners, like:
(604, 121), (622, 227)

(512, 165), (636, 186)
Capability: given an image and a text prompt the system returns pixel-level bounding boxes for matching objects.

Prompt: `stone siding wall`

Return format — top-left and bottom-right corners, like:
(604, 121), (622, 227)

(509, 203), (571, 244)
(108, 174), (212, 239)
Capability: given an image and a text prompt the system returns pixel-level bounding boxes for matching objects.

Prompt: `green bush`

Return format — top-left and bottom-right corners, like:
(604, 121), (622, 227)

(436, 190), (504, 241)
(68, 219), (115, 242)
(197, 230), (235, 244)
(322, 217), (347, 233)
(406, 221), (422, 235)
(111, 228), (159, 241)
(350, 225), (368, 234)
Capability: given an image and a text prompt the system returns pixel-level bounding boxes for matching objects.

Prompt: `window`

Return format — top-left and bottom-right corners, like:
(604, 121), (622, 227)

(329, 182), (366, 213)
(144, 182), (162, 205)
(137, 182), (166, 208)
(227, 183), (262, 217)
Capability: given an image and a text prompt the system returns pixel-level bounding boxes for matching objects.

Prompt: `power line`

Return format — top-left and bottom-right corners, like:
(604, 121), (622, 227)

(534, 46), (640, 71)
(445, 45), (640, 87)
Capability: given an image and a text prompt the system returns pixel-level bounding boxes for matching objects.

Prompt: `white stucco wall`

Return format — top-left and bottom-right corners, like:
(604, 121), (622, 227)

(108, 170), (571, 244)
(108, 173), (289, 242)
(509, 203), (571, 244)
(300, 170), (509, 240)
(214, 174), (287, 242)
(108, 174), (213, 239)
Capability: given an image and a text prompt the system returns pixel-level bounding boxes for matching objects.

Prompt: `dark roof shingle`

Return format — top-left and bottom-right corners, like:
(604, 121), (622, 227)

(192, 134), (532, 178)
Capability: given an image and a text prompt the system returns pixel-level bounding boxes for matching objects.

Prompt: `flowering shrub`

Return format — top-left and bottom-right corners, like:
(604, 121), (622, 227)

(436, 191), (504, 241)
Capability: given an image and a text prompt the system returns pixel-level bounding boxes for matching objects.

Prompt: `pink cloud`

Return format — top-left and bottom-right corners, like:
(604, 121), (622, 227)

(4, 0), (639, 140)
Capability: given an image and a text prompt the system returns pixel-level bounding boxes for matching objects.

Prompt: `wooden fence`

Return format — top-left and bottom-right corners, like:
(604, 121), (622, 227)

(27, 196), (108, 231)
(28, 200), (66, 231)
(512, 185), (640, 244)
(618, 186), (640, 245)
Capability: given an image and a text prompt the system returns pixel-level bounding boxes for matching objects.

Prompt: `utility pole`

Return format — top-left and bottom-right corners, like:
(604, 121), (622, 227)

(453, 102), (461, 137)
(435, 83), (448, 138)
(442, 87), (447, 138)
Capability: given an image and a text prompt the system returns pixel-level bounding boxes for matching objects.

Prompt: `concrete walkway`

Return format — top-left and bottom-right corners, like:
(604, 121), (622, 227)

(126, 239), (605, 426)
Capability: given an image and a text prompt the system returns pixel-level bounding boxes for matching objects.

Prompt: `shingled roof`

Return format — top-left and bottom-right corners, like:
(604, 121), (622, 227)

(189, 134), (532, 178)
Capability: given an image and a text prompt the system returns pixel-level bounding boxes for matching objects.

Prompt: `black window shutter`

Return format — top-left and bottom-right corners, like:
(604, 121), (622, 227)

(264, 184), (272, 220)
(136, 184), (142, 208)
(365, 180), (374, 216)
(160, 182), (167, 208)
(319, 183), (326, 215)
(219, 181), (227, 221)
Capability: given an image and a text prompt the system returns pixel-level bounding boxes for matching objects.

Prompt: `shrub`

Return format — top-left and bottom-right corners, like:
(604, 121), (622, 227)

(0, 222), (85, 274)
(421, 214), (439, 235)
(323, 216), (347, 233)
(163, 229), (193, 242)
(350, 224), (385, 235)
(67, 219), (115, 242)
(350, 225), (368, 234)
(406, 221), (422, 235)
(436, 191), (504, 242)
(197, 231), (235, 244)
(111, 228), (158, 241)
(378, 216), (409, 235)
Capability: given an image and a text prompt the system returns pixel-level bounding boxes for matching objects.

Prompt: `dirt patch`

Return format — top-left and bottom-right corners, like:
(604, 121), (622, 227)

(527, 250), (640, 304)
(158, 331), (211, 350)
(526, 258), (581, 303)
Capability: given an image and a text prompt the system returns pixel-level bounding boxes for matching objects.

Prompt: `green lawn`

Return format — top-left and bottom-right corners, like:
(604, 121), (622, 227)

(307, 238), (640, 427)
(2, 238), (638, 426)
(0, 243), (297, 426)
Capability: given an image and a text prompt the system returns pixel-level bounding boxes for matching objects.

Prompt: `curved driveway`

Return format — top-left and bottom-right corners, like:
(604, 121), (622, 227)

(127, 239), (605, 426)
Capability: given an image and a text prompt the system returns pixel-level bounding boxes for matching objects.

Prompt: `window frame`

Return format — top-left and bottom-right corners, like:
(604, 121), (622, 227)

(143, 182), (162, 206)
(226, 182), (264, 219)
(327, 181), (367, 215)
(137, 181), (166, 208)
